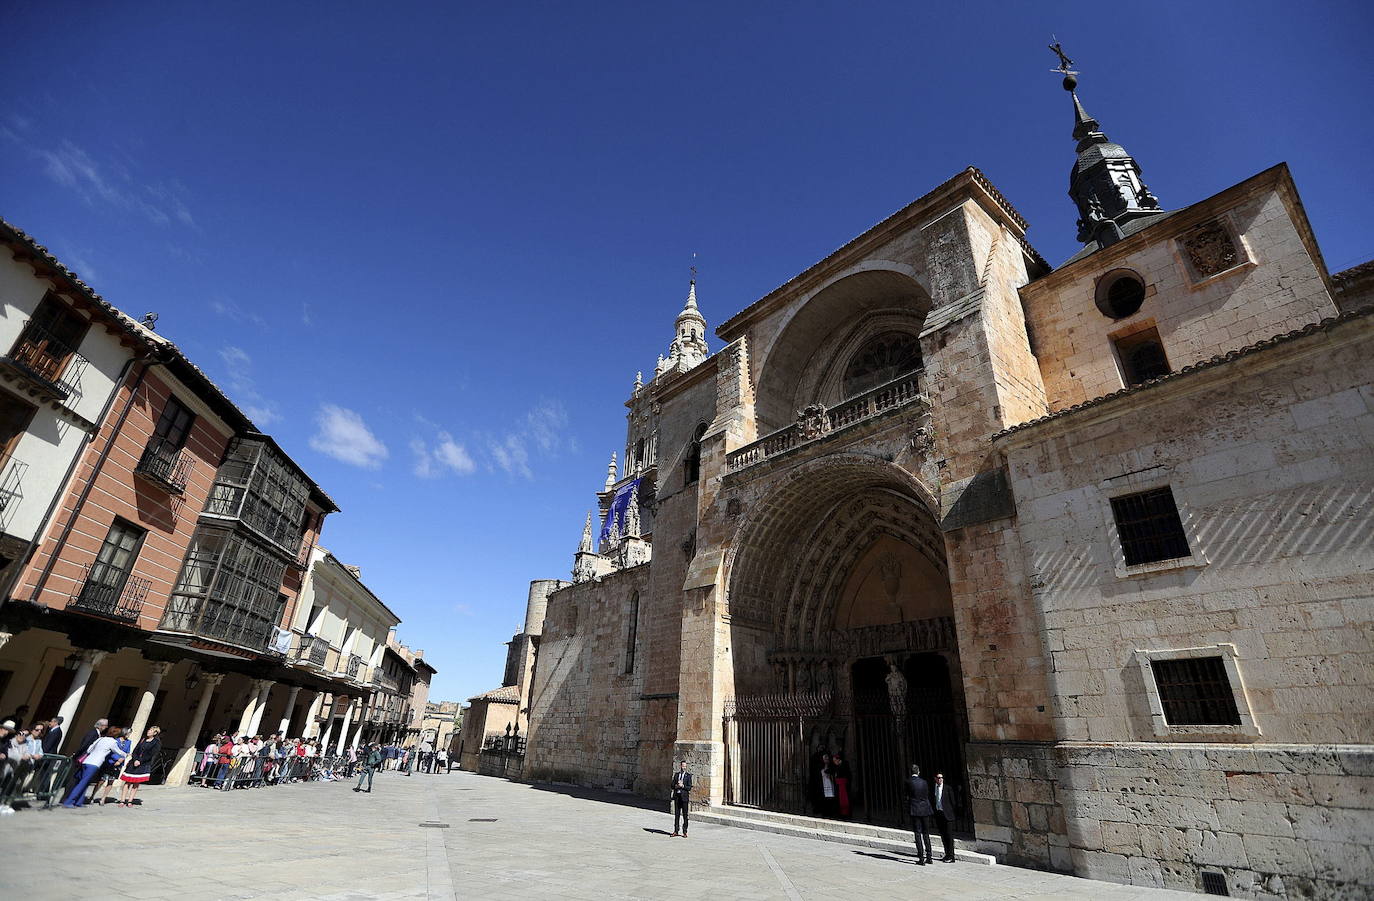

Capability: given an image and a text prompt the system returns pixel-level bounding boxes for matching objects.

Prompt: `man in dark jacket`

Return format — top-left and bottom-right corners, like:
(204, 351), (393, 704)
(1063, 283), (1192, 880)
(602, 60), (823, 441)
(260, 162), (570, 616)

(670, 760), (693, 837)
(932, 772), (958, 862)
(355, 743), (383, 793)
(906, 764), (935, 864)
(41, 717), (64, 754)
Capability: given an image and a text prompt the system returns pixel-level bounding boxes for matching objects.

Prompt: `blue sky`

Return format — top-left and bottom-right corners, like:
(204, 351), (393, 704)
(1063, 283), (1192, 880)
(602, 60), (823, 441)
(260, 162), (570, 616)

(3, 1), (1371, 702)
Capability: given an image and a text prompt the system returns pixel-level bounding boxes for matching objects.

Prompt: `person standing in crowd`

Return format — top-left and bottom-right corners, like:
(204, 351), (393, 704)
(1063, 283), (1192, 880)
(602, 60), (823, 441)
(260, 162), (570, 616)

(214, 734), (235, 789)
(829, 752), (853, 819)
(117, 726), (162, 807)
(906, 764), (935, 865)
(817, 753), (837, 818)
(354, 743), (382, 793)
(932, 772), (957, 863)
(90, 726), (132, 806)
(42, 717), (64, 754)
(669, 759), (693, 837)
(198, 734), (220, 785)
(62, 727), (126, 808)
(437, 749), (449, 772)
(65, 717), (109, 790)
(2, 704), (30, 729)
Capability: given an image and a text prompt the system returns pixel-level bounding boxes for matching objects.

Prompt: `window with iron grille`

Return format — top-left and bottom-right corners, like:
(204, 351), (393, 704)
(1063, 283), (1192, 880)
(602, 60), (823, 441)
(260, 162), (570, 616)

(1109, 487), (1191, 566)
(1113, 326), (1172, 386)
(1150, 656), (1241, 726)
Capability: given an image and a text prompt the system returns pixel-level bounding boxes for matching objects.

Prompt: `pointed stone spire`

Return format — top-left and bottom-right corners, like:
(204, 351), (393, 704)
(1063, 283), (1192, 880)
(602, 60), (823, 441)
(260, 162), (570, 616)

(669, 273), (709, 372)
(1052, 46), (1163, 249)
(604, 451), (618, 491)
(578, 511), (593, 553)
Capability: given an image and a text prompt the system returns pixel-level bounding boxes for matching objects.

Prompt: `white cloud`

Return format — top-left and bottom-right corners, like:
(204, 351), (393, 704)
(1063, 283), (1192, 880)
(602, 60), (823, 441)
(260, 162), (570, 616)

(34, 139), (197, 228)
(488, 433), (532, 479)
(411, 431), (476, 478)
(310, 404), (389, 469)
(522, 399), (569, 454)
(217, 345), (280, 426)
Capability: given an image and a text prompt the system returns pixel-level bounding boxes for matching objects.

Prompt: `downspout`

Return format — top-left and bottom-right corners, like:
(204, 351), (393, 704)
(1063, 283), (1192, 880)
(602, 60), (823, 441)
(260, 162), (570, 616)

(0, 352), (141, 609)
(23, 354), (166, 607)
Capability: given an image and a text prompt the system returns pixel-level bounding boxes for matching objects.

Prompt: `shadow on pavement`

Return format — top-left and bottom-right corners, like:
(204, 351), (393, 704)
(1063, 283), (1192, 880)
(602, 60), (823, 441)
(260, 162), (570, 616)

(526, 780), (666, 813)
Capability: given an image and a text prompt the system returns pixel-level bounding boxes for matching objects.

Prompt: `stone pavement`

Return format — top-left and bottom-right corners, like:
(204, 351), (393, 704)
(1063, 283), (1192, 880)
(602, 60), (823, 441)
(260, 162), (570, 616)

(0, 770), (1199, 900)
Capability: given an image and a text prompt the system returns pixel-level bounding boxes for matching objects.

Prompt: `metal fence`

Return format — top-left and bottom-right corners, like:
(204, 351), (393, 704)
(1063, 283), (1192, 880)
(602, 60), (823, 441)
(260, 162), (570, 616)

(0, 754), (76, 810)
(187, 751), (361, 790)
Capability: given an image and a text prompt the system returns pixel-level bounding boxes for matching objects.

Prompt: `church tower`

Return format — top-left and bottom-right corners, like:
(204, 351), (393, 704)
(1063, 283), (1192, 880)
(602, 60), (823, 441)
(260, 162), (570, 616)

(1055, 47), (1163, 248)
(657, 278), (709, 376)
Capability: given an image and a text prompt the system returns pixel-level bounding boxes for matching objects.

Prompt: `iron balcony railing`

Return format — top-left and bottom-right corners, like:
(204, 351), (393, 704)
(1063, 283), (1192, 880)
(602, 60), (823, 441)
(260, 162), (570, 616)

(296, 634), (328, 666)
(135, 437), (193, 494)
(159, 595), (277, 653)
(1, 319), (89, 401)
(726, 371), (928, 472)
(346, 654), (363, 679)
(0, 456), (28, 524)
(372, 669), (399, 692)
(69, 563), (150, 624)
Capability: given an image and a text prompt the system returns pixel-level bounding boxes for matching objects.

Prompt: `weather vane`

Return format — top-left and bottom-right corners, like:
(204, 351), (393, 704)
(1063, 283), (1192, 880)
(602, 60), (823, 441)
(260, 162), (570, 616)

(1048, 37), (1077, 77)
(690, 251), (697, 283)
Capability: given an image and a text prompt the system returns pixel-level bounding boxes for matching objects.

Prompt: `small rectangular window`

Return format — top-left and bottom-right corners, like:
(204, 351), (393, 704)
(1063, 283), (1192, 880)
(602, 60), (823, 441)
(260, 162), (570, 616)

(1112, 327), (1172, 387)
(91, 518), (148, 593)
(1109, 487), (1191, 566)
(1150, 656), (1241, 725)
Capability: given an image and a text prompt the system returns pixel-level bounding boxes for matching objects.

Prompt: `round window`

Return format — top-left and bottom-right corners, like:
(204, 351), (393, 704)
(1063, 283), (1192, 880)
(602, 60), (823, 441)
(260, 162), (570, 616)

(1095, 270), (1146, 319)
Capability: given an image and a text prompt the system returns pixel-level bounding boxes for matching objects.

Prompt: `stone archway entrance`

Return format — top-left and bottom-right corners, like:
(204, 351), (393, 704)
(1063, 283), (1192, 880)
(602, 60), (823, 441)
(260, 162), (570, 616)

(722, 462), (970, 832)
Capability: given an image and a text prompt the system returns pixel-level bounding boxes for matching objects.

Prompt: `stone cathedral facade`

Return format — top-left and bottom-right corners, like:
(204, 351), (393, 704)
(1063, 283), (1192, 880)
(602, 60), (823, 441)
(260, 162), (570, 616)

(516, 73), (1373, 898)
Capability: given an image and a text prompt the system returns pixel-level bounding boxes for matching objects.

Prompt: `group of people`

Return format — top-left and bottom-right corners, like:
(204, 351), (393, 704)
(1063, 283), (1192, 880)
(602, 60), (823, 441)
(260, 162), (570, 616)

(58, 718), (162, 809)
(192, 733), (452, 791)
(811, 751), (855, 819)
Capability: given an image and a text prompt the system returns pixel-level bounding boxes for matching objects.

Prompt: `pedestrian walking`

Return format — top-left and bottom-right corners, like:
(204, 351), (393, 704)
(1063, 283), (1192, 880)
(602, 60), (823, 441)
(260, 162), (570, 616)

(117, 726), (162, 807)
(354, 743), (382, 793)
(906, 764), (935, 865)
(932, 772), (957, 862)
(669, 759), (693, 837)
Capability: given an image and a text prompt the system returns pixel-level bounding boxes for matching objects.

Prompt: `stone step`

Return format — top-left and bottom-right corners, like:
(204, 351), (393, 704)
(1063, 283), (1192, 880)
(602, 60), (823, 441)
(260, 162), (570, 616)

(693, 807), (997, 866)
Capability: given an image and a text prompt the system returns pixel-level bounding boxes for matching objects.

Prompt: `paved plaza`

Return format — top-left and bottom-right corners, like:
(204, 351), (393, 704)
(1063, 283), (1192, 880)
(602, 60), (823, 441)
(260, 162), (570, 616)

(0, 770), (1199, 900)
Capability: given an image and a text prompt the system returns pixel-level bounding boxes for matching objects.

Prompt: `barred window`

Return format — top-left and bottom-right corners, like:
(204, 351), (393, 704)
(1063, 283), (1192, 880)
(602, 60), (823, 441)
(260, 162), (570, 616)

(1109, 487), (1190, 566)
(1113, 327), (1171, 386)
(1150, 656), (1240, 725)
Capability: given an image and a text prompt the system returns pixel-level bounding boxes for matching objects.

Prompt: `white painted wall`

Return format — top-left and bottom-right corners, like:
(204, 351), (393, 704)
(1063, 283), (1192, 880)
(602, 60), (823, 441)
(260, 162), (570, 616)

(0, 256), (135, 542)
(292, 549), (398, 676)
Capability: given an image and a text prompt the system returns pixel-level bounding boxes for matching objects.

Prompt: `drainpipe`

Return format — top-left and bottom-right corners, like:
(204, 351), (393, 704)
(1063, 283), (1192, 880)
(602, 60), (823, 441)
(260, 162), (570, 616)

(0, 352), (142, 609)
(22, 354), (166, 608)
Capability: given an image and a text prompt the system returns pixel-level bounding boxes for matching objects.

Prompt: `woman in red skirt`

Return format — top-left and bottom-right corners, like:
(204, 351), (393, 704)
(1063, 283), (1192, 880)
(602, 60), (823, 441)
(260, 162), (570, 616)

(117, 725), (163, 807)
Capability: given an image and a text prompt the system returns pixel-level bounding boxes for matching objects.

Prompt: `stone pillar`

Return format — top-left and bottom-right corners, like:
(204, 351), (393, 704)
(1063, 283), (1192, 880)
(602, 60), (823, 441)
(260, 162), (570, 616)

(57, 649), (107, 753)
(276, 685), (302, 737)
(301, 691), (323, 739)
(350, 698), (368, 750)
(334, 697), (357, 755)
(236, 679), (271, 736)
(127, 660), (174, 745)
(166, 673), (224, 786)
(246, 679), (274, 736)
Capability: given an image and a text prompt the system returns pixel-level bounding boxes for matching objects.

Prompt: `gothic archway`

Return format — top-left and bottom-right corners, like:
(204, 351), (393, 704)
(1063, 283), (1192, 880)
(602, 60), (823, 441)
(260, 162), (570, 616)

(721, 458), (969, 830)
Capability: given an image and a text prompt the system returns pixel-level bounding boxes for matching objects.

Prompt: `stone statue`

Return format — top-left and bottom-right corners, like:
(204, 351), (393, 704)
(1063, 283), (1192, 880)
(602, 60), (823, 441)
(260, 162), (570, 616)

(885, 657), (908, 718)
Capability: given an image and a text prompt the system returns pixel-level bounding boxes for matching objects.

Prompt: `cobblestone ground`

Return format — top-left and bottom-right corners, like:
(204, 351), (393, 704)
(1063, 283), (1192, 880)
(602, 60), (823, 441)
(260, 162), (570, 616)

(0, 769), (1198, 900)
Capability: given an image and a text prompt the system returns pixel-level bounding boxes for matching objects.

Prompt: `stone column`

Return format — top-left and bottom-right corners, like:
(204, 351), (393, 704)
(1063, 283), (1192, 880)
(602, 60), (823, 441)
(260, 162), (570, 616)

(166, 673), (224, 786)
(276, 685), (302, 737)
(350, 697), (368, 750)
(236, 679), (271, 736)
(127, 660), (174, 745)
(57, 649), (107, 753)
(245, 679), (274, 736)
(334, 697), (357, 755)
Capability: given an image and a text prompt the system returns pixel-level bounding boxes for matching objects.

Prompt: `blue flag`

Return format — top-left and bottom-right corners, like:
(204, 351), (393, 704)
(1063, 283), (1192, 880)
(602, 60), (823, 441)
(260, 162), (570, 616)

(599, 478), (641, 544)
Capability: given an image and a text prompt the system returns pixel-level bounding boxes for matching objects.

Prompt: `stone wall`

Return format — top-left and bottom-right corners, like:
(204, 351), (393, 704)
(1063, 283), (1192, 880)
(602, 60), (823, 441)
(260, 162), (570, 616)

(523, 564), (656, 792)
(1059, 743), (1374, 898)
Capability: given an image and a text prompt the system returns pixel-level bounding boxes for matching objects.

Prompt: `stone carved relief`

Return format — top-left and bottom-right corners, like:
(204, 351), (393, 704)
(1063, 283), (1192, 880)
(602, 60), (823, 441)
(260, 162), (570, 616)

(795, 403), (828, 440)
(911, 425), (936, 456)
(1182, 220), (1240, 278)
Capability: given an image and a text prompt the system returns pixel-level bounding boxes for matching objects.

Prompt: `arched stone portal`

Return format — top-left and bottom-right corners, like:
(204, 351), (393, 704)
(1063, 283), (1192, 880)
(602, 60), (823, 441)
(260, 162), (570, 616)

(721, 458), (969, 831)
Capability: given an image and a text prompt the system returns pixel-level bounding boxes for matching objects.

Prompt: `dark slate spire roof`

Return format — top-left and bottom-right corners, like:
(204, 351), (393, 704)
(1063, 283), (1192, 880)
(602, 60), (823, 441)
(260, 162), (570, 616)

(1061, 71), (1166, 250)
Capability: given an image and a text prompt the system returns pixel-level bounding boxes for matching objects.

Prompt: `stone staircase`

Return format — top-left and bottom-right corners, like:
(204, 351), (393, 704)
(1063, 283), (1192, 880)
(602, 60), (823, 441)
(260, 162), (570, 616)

(693, 805), (998, 865)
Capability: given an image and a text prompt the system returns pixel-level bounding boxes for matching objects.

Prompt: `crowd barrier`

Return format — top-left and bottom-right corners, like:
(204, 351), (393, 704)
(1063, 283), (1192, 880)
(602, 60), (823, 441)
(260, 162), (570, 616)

(0, 754), (75, 810)
(190, 751), (361, 790)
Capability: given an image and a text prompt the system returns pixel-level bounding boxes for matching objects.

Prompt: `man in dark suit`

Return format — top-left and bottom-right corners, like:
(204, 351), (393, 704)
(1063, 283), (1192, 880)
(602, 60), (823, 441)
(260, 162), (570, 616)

(932, 772), (957, 862)
(906, 764), (935, 864)
(670, 760), (693, 837)
(41, 717), (64, 754)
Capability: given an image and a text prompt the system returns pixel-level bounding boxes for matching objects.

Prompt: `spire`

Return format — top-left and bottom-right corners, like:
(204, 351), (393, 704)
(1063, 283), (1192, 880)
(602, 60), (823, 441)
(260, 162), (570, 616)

(1049, 41), (1163, 249)
(604, 451), (618, 491)
(578, 511), (593, 553)
(666, 268), (708, 373)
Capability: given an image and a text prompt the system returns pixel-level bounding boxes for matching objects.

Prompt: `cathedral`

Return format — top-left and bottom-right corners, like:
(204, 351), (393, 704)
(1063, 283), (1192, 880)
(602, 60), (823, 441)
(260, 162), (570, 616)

(505, 61), (1372, 898)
